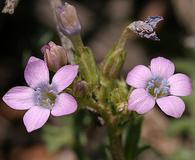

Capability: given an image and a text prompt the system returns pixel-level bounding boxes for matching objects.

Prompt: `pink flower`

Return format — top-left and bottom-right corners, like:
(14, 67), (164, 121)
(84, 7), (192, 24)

(3, 56), (78, 132)
(126, 57), (192, 118)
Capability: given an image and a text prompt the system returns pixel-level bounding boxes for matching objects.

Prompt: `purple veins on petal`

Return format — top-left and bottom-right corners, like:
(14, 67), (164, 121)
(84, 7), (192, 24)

(23, 106), (50, 132)
(52, 65), (79, 93)
(128, 89), (155, 114)
(156, 96), (185, 118)
(24, 57), (49, 89)
(150, 57), (175, 79)
(168, 73), (192, 96)
(2, 86), (35, 110)
(51, 93), (78, 116)
(126, 65), (152, 88)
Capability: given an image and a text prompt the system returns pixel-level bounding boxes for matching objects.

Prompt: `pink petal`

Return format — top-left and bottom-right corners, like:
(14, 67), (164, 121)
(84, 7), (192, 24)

(168, 73), (192, 96)
(157, 96), (185, 118)
(51, 93), (77, 116)
(24, 58), (49, 89)
(2, 86), (35, 110)
(128, 89), (155, 114)
(150, 57), (175, 79)
(52, 65), (78, 92)
(28, 56), (42, 64)
(126, 65), (152, 88)
(23, 106), (50, 132)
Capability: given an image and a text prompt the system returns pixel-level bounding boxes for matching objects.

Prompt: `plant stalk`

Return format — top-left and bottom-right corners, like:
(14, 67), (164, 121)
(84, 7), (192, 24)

(108, 126), (125, 160)
(101, 26), (132, 78)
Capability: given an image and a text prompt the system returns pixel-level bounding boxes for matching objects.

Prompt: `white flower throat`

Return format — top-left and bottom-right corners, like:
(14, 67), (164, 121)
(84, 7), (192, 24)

(35, 85), (57, 109)
(146, 76), (170, 98)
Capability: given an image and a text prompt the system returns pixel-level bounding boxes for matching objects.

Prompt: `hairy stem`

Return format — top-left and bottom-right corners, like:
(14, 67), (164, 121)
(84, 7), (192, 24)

(50, 1), (128, 160)
(101, 26), (132, 78)
(71, 34), (99, 86)
(108, 126), (125, 160)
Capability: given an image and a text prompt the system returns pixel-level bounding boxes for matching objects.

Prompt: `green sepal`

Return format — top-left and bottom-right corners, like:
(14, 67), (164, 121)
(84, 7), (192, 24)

(74, 47), (99, 86)
(101, 46), (127, 78)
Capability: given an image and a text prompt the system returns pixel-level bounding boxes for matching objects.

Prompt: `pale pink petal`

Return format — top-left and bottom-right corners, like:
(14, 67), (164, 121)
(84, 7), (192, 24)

(157, 96), (185, 118)
(51, 93), (77, 116)
(28, 56), (42, 64)
(126, 65), (152, 88)
(150, 57), (175, 78)
(52, 65), (78, 92)
(24, 58), (49, 89)
(128, 89), (155, 114)
(168, 73), (192, 96)
(23, 106), (50, 132)
(2, 86), (35, 110)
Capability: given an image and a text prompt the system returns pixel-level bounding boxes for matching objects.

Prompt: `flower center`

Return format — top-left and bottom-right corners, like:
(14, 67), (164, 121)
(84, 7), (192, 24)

(35, 85), (57, 109)
(146, 76), (170, 98)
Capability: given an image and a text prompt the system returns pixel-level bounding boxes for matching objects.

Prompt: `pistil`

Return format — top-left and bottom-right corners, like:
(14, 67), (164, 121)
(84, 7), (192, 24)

(35, 86), (57, 109)
(146, 76), (170, 98)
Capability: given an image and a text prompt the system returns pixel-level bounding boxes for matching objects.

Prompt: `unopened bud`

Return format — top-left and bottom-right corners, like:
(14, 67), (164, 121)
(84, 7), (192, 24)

(117, 102), (128, 113)
(56, 3), (81, 36)
(73, 81), (89, 97)
(41, 41), (68, 72)
(128, 16), (163, 41)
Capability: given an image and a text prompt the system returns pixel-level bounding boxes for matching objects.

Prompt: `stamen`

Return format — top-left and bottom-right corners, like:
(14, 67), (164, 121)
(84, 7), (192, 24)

(146, 76), (170, 98)
(34, 85), (57, 109)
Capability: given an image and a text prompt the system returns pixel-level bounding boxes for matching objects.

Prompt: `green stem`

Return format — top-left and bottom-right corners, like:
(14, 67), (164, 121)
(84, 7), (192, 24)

(70, 34), (99, 86)
(116, 26), (132, 49)
(101, 26), (132, 78)
(71, 31), (132, 160)
(84, 96), (125, 160)
(70, 34), (85, 53)
(108, 126), (125, 160)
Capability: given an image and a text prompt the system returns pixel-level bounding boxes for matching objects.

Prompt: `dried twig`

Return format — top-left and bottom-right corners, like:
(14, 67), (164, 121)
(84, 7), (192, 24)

(2, 0), (19, 14)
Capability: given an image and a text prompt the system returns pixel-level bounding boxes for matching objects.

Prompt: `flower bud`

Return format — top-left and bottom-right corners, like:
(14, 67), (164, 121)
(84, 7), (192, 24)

(128, 16), (163, 41)
(73, 81), (89, 97)
(117, 102), (128, 113)
(56, 3), (81, 36)
(41, 41), (68, 72)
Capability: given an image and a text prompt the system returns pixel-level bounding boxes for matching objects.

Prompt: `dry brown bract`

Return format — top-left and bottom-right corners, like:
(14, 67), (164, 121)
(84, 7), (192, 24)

(2, 0), (19, 14)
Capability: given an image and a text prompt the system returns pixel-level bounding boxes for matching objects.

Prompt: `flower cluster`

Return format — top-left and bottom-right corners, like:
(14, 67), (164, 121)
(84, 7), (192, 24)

(2, 3), (193, 160)
(1, 3), (193, 133)
(3, 55), (192, 133)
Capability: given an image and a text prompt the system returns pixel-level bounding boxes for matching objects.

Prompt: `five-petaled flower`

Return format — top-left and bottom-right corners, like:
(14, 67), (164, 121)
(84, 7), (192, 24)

(3, 56), (78, 132)
(126, 57), (192, 118)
